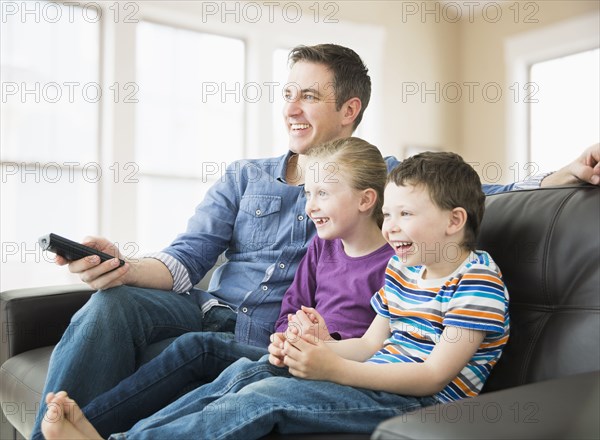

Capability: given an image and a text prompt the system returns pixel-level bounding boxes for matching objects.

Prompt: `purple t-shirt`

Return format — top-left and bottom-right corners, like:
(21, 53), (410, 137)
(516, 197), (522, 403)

(275, 236), (394, 339)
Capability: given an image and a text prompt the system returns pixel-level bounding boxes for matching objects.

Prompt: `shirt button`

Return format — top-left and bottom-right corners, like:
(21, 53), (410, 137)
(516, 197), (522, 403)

(297, 215), (304, 221)
(279, 263), (285, 269)
(242, 307), (248, 313)
(262, 285), (268, 291)
(255, 209), (262, 216)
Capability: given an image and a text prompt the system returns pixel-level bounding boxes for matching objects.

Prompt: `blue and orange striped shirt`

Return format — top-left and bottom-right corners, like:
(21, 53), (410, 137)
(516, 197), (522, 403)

(368, 250), (509, 403)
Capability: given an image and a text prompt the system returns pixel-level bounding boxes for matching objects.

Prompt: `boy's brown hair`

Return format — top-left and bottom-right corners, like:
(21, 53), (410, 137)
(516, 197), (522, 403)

(289, 44), (371, 130)
(386, 152), (485, 250)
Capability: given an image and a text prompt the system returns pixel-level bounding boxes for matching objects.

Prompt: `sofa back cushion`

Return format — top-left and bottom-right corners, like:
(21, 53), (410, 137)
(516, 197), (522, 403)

(478, 186), (600, 392)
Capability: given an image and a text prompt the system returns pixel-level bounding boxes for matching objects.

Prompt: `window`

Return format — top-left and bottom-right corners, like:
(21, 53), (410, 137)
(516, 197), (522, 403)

(1, 4), (100, 290)
(505, 13), (599, 173)
(529, 48), (600, 171)
(272, 48), (292, 155)
(134, 22), (245, 252)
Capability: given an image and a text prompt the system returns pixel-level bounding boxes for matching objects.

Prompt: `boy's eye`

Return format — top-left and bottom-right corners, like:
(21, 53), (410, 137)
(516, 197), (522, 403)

(401, 211), (411, 217)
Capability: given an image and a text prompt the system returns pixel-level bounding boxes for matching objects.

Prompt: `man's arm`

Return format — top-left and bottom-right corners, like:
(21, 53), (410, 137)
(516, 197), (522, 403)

(56, 236), (174, 291)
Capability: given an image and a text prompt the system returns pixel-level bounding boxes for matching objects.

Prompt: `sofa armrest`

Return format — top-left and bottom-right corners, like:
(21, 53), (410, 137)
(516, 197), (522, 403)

(372, 371), (600, 439)
(1, 284), (94, 364)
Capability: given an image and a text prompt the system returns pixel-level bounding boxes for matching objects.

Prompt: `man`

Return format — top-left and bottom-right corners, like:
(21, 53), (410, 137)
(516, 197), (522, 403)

(31, 43), (599, 439)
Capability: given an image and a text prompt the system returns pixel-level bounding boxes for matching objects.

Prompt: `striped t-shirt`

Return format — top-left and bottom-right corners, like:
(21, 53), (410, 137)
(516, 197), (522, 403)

(368, 250), (509, 403)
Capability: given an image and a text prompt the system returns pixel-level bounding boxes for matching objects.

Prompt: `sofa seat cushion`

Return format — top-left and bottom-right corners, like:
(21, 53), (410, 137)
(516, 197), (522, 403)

(0, 339), (178, 439)
(1, 346), (52, 437)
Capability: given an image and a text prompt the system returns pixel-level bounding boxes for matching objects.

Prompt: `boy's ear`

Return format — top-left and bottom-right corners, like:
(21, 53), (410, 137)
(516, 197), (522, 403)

(341, 97), (362, 128)
(358, 188), (378, 213)
(447, 207), (468, 235)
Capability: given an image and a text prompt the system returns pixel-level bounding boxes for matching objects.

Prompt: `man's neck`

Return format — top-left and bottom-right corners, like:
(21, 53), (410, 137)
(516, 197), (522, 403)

(286, 153), (307, 186)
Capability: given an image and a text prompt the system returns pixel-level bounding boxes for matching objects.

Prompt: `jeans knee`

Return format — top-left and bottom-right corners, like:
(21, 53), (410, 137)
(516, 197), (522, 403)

(170, 331), (227, 352)
(71, 286), (136, 324)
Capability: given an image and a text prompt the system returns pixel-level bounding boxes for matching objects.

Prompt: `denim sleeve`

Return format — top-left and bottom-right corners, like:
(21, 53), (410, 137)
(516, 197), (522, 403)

(160, 161), (243, 287)
(481, 182), (515, 195)
(483, 172), (550, 194)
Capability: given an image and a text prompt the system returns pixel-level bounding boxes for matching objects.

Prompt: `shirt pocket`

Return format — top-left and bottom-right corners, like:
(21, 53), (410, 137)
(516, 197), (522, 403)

(234, 195), (282, 248)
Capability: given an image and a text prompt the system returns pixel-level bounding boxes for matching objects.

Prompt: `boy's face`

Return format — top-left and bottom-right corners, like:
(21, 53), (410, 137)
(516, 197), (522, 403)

(304, 158), (362, 241)
(382, 183), (461, 277)
(283, 61), (352, 155)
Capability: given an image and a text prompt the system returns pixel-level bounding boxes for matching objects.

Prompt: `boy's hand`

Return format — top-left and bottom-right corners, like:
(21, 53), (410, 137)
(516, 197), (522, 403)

(286, 306), (333, 344)
(282, 336), (341, 381)
(268, 332), (286, 367)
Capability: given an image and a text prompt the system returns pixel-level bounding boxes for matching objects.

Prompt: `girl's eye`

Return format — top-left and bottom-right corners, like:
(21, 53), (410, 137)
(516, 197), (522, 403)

(318, 190), (326, 197)
(401, 211), (411, 217)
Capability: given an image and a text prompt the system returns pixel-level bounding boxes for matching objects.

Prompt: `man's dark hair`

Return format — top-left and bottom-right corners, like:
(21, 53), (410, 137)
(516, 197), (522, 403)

(387, 152), (486, 250)
(289, 44), (371, 130)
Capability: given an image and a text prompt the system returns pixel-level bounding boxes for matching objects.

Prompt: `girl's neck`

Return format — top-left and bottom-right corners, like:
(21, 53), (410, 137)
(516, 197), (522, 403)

(341, 220), (388, 258)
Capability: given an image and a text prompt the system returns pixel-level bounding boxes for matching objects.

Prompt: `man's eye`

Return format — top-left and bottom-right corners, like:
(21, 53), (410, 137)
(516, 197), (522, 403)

(303, 94), (317, 102)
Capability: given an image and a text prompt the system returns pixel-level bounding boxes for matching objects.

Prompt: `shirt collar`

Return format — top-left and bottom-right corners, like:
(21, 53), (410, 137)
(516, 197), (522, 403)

(276, 150), (299, 184)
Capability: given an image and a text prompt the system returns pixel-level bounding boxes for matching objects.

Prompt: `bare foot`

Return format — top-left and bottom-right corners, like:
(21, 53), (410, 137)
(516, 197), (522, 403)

(42, 392), (103, 439)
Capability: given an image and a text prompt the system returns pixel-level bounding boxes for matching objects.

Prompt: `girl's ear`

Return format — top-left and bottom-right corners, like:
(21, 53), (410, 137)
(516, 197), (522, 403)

(358, 188), (378, 213)
(447, 207), (468, 236)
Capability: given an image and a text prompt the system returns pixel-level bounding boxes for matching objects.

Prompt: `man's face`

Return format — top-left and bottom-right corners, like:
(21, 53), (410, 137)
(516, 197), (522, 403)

(282, 61), (352, 155)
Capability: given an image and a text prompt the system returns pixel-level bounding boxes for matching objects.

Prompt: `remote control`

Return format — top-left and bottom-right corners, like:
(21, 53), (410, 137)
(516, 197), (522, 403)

(39, 233), (125, 267)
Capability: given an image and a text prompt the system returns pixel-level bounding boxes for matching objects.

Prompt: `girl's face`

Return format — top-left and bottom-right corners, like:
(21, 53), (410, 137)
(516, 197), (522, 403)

(304, 158), (364, 241)
(382, 183), (460, 278)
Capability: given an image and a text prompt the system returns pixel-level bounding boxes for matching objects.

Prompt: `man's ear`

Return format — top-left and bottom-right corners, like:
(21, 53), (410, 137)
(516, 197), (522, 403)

(341, 97), (362, 128)
(447, 207), (468, 236)
(358, 188), (378, 213)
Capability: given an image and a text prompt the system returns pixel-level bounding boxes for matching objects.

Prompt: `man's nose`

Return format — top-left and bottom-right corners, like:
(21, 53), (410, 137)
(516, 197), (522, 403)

(283, 96), (301, 117)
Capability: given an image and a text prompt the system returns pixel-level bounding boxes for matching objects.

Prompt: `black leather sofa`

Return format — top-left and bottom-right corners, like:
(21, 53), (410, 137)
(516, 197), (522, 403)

(2, 185), (599, 439)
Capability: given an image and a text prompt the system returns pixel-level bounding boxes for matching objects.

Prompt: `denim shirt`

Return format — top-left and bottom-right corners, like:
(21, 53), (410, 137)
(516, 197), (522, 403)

(151, 151), (538, 347)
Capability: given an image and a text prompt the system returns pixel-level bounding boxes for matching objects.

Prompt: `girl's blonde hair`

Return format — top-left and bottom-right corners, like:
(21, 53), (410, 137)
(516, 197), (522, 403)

(306, 137), (387, 227)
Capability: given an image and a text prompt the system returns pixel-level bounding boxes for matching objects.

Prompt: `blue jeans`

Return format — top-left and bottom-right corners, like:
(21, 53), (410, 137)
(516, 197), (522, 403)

(110, 356), (438, 440)
(30, 286), (237, 440)
(82, 332), (267, 437)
